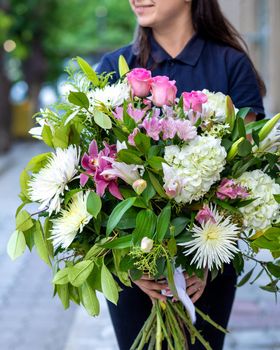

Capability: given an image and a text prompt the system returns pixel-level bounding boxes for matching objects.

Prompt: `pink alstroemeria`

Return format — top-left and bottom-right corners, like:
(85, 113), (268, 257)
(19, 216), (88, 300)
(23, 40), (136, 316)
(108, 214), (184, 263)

(128, 128), (140, 146)
(196, 204), (216, 225)
(176, 119), (197, 141)
(216, 178), (249, 200)
(113, 106), (124, 121)
(80, 140), (122, 200)
(182, 91), (208, 113)
(142, 116), (162, 140)
(127, 104), (146, 123)
(161, 117), (177, 140)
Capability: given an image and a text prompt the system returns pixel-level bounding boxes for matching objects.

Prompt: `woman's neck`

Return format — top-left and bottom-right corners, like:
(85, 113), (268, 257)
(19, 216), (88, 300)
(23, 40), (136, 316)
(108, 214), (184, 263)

(152, 13), (194, 58)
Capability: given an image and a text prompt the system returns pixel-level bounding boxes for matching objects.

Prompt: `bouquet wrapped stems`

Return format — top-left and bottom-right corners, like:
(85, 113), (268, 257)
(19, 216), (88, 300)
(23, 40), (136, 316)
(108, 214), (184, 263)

(130, 300), (227, 350)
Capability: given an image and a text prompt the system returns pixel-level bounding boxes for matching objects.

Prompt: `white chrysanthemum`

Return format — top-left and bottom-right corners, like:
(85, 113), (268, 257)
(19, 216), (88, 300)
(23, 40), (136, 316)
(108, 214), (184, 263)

(180, 207), (240, 270)
(29, 145), (80, 215)
(202, 90), (238, 123)
(253, 123), (280, 155)
(87, 82), (130, 110)
(236, 170), (280, 230)
(51, 191), (92, 249)
(163, 136), (227, 203)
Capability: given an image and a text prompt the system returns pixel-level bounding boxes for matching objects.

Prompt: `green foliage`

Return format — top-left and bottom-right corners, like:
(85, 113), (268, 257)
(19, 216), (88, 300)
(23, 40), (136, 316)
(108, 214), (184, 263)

(101, 262), (119, 304)
(87, 191), (102, 218)
(7, 230), (26, 260)
(68, 260), (94, 287)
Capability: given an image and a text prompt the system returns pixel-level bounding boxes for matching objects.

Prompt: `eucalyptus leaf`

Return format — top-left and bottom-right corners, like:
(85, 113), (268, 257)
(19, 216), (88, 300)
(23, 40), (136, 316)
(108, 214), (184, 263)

(101, 263), (119, 304)
(94, 110), (112, 130)
(34, 221), (51, 266)
(53, 268), (70, 285)
(80, 281), (100, 316)
(16, 210), (34, 232)
(68, 91), (89, 109)
(87, 191), (102, 218)
(57, 284), (70, 309)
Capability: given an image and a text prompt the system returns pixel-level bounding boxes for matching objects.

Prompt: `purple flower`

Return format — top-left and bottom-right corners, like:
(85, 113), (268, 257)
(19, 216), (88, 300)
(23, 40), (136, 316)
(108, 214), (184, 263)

(176, 119), (197, 141)
(112, 106), (124, 121)
(80, 140), (122, 200)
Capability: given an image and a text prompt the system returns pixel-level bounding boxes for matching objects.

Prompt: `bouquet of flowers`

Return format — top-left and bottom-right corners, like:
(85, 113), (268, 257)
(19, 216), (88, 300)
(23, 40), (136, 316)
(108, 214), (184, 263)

(8, 56), (280, 350)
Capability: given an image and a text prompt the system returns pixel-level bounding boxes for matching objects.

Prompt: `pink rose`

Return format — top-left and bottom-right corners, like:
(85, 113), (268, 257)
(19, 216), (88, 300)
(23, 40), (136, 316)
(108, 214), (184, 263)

(196, 204), (216, 225)
(151, 76), (177, 107)
(127, 68), (152, 97)
(182, 91), (208, 113)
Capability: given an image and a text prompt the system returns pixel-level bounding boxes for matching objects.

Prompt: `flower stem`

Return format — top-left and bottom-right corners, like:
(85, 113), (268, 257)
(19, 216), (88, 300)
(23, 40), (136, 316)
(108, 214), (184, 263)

(195, 307), (228, 334)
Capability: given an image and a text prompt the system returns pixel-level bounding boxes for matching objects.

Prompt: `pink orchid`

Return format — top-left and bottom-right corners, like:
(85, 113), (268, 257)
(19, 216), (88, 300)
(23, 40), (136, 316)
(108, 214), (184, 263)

(196, 204), (216, 225)
(216, 178), (249, 200)
(101, 158), (142, 185)
(162, 163), (182, 198)
(161, 117), (177, 140)
(175, 119), (197, 141)
(127, 104), (146, 123)
(80, 140), (122, 200)
(182, 91), (208, 113)
(128, 128), (140, 146)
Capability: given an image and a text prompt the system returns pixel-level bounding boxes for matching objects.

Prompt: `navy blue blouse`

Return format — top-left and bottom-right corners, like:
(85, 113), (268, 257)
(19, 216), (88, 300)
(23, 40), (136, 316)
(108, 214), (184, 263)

(97, 33), (264, 118)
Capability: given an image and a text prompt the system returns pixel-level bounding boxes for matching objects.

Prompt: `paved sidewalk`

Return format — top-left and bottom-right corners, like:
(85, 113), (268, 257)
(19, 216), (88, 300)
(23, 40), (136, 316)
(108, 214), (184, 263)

(0, 141), (279, 350)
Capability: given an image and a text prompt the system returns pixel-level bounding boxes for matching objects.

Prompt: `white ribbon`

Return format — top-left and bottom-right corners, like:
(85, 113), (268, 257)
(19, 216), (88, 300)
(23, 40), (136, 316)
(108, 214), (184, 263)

(173, 266), (196, 324)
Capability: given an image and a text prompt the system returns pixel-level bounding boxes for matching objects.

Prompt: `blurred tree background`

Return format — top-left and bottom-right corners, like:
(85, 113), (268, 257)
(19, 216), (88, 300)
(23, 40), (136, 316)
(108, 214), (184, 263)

(0, 0), (135, 152)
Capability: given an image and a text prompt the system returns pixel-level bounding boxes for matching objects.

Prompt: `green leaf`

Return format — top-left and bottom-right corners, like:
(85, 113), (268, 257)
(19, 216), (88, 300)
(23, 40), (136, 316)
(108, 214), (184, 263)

(252, 129), (260, 147)
(101, 263), (119, 304)
(235, 198), (256, 208)
(34, 221), (51, 266)
(213, 198), (240, 214)
(236, 107), (251, 119)
(134, 132), (151, 154)
(100, 235), (133, 249)
(166, 260), (177, 296)
(266, 262), (280, 278)
(260, 280), (279, 293)
(106, 197), (136, 236)
(19, 170), (31, 200)
(237, 267), (255, 287)
(65, 188), (83, 206)
(133, 209), (157, 244)
(57, 284), (70, 309)
(232, 252), (244, 275)
(80, 281), (100, 316)
(25, 153), (51, 173)
(16, 210), (34, 232)
(264, 227), (280, 240)
(24, 224), (36, 251)
(148, 145), (161, 158)
(167, 238), (177, 257)
(52, 126), (69, 149)
(117, 149), (143, 165)
(76, 56), (99, 85)
(232, 117), (246, 141)
(245, 119), (267, 134)
(7, 230), (26, 260)
(129, 268), (142, 281)
(118, 55), (130, 77)
(142, 178), (156, 204)
(93, 110), (112, 129)
(116, 208), (137, 229)
(171, 217), (189, 237)
(68, 260), (94, 287)
(41, 125), (53, 147)
(53, 268), (70, 285)
(237, 139), (252, 157)
(274, 195), (280, 204)
(148, 171), (168, 198)
(156, 204), (171, 241)
(69, 285), (80, 305)
(68, 91), (89, 109)
(147, 156), (164, 172)
(87, 191), (102, 218)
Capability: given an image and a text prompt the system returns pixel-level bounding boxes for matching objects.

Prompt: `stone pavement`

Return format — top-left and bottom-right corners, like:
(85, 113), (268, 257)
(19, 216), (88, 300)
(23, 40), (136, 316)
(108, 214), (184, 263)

(0, 141), (279, 350)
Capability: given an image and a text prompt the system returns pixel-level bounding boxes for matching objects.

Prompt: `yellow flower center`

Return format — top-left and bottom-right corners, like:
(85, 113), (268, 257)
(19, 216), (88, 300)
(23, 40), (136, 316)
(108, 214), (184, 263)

(205, 226), (220, 240)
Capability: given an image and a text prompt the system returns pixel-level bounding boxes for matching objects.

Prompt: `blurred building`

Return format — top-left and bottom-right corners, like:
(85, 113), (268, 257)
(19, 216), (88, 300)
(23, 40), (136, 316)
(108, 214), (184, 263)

(220, 0), (280, 116)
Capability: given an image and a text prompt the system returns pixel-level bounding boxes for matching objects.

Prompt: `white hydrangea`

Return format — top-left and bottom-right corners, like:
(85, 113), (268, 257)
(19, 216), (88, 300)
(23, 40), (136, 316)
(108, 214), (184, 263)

(202, 90), (238, 123)
(87, 82), (130, 111)
(236, 170), (280, 230)
(163, 136), (227, 203)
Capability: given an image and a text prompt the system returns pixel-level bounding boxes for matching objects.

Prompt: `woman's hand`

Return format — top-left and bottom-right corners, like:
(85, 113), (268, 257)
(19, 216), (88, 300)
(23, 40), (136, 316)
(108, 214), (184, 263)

(185, 269), (208, 303)
(133, 274), (168, 302)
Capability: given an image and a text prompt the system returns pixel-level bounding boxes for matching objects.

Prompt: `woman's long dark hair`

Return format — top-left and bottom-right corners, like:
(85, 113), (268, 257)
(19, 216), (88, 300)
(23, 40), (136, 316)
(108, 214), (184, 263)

(133, 0), (266, 96)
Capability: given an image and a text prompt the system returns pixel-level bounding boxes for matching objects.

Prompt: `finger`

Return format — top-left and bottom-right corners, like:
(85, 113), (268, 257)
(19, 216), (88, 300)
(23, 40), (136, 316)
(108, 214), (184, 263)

(142, 286), (167, 302)
(140, 274), (155, 280)
(138, 280), (169, 291)
(186, 285), (199, 297)
(191, 291), (203, 303)
(186, 276), (200, 287)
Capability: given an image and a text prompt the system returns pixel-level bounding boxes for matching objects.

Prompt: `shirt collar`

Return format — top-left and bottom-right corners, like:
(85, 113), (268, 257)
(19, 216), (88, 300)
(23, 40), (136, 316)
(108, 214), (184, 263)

(149, 33), (206, 67)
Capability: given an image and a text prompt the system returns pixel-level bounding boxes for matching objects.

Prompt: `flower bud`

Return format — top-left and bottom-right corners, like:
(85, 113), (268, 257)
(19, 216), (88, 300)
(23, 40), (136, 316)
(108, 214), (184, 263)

(227, 137), (245, 161)
(132, 179), (147, 195)
(258, 113), (280, 142)
(225, 95), (236, 131)
(140, 237), (154, 253)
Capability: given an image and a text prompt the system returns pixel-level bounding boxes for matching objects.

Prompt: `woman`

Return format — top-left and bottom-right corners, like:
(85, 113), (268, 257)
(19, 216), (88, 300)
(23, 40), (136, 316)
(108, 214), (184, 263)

(96, 1), (265, 349)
